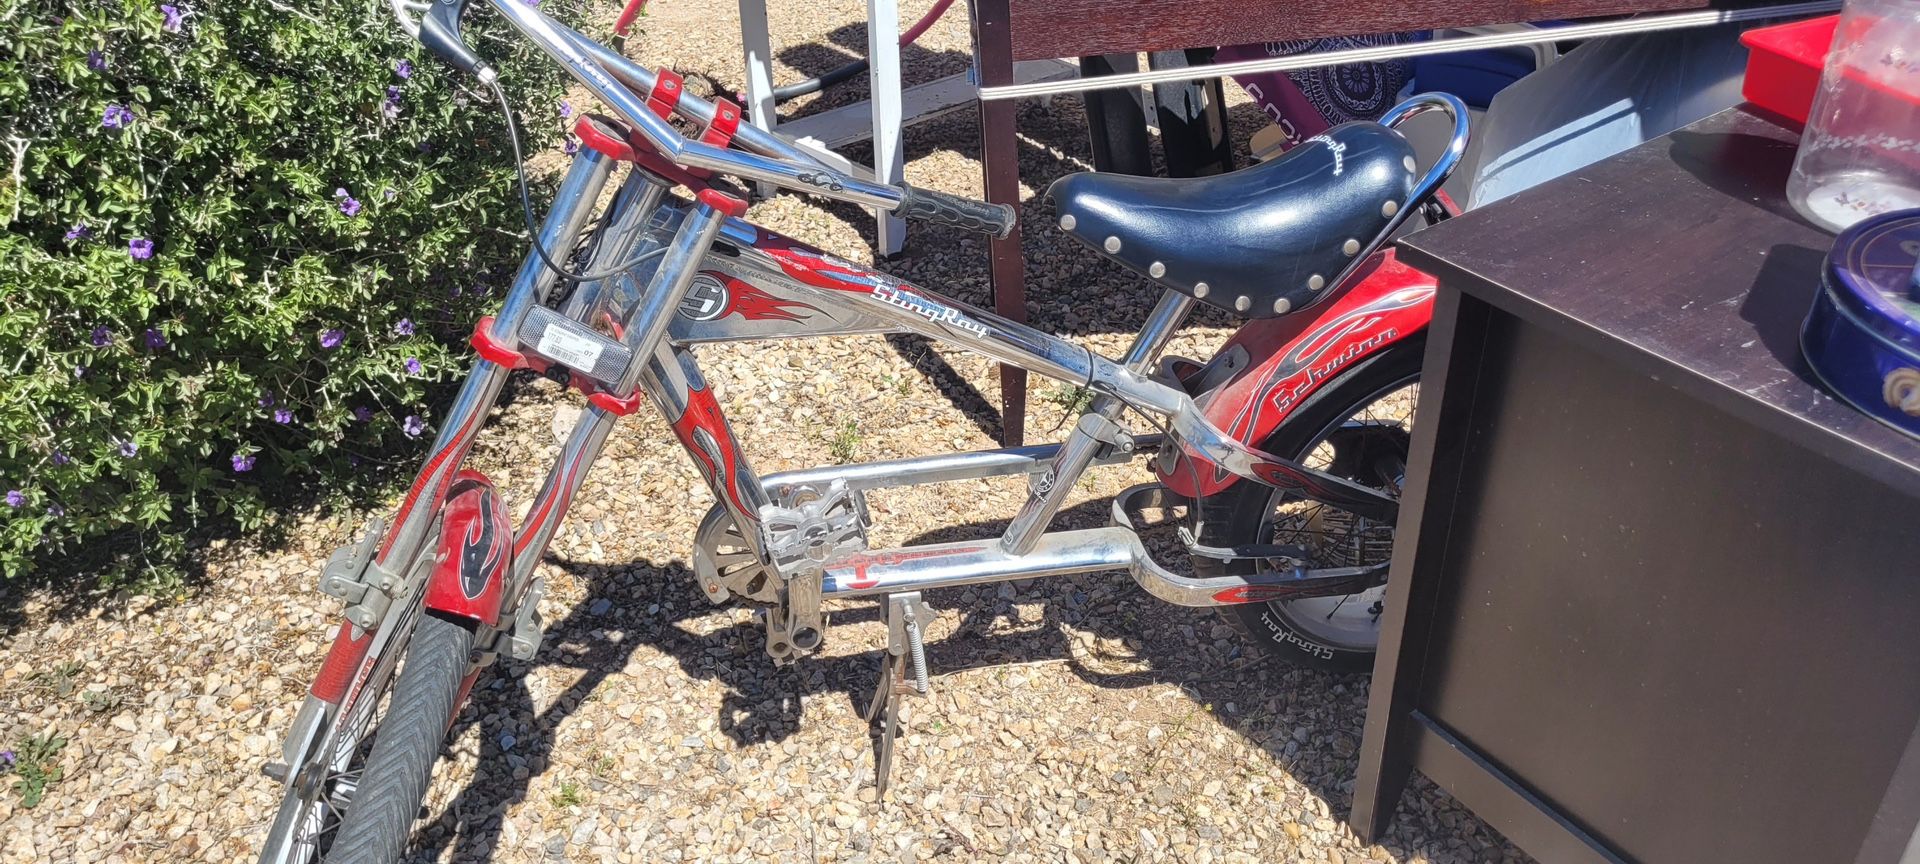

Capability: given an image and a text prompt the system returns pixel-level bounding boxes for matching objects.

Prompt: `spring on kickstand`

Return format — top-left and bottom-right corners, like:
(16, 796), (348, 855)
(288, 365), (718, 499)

(905, 605), (929, 695)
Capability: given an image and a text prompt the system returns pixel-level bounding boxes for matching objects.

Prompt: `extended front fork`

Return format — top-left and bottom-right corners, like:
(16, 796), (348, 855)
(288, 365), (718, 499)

(274, 146), (735, 804)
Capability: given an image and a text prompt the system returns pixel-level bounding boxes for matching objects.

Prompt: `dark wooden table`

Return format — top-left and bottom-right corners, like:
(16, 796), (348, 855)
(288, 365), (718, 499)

(1352, 106), (1920, 863)
(964, 0), (1795, 445)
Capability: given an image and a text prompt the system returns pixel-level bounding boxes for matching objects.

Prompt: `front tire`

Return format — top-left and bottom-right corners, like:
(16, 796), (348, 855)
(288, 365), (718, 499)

(323, 613), (475, 864)
(1192, 335), (1424, 675)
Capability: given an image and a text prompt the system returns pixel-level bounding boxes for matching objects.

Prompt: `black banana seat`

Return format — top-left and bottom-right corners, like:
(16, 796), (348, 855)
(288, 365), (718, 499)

(1046, 121), (1418, 318)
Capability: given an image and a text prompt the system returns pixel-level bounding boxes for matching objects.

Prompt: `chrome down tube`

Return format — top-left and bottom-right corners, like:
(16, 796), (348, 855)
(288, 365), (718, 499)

(759, 435), (1164, 494)
(819, 522), (1385, 607)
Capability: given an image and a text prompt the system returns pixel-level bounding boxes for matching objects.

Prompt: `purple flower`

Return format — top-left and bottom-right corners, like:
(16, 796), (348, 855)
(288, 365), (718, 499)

(46, 504), (64, 517)
(559, 100), (572, 118)
(382, 187), (396, 201)
(352, 405), (373, 422)
(258, 391), (274, 408)
(416, 139), (432, 154)
(65, 223), (90, 242)
(338, 196), (361, 217)
(128, 237), (153, 259)
(395, 59), (413, 79)
(273, 408), (293, 424)
(73, 365), (86, 378)
(0, 751), (12, 766)
(51, 450), (70, 466)
(402, 415), (426, 438)
(562, 136), (579, 155)
(230, 453), (256, 472)
(101, 103), (132, 129)
(334, 187), (348, 199)
(4, 491), (23, 508)
(143, 328), (166, 350)
(90, 325), (112, 347)
(319, 328), (344, 349)
(87, 50), (105, 72)
(393, 318), (414, 336)
(116, 439), (138, 458)
(160, 4), (182, 32)
(386, 85), (401, 102)
(404, 357), (422, 376)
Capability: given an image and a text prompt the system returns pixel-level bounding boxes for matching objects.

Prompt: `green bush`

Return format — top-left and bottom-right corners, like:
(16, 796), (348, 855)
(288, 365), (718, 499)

(0, 0), (587, 586)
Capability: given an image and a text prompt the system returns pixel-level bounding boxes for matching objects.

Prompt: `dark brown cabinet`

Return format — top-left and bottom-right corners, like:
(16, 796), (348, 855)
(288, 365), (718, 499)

(1352, 108), (1920, 864)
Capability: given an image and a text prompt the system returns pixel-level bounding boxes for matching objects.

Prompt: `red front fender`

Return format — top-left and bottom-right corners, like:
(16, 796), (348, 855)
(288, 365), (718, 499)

(423, 470), (512, 628)
(1157, 249), (1435, 499)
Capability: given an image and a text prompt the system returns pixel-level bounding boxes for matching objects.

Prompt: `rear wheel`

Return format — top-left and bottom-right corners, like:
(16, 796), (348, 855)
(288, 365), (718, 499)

(1192, 335), (1424, 674)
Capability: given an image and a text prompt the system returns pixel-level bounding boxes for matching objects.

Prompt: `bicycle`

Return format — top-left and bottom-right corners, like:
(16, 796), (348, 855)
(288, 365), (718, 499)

(254, 0), (1468, 859)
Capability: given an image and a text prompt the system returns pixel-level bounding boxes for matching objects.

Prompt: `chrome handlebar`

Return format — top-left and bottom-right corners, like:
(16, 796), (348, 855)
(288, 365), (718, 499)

(394, 0), (914, 215)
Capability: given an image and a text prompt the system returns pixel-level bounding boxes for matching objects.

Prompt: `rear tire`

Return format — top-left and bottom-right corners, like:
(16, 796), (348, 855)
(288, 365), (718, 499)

(323, 614), (475, 864)
(1191, 335), (1424, 675)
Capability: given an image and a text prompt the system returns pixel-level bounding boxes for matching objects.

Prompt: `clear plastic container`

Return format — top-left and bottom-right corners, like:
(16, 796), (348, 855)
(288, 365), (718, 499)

(1786, 0), (1920, 232)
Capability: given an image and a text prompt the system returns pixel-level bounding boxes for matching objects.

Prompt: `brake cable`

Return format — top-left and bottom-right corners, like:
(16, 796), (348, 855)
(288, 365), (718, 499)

(488, 76), (665, 284)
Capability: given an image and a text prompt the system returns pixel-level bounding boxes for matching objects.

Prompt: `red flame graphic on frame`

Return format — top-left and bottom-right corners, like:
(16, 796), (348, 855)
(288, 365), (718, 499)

(721, 275), (818, 322)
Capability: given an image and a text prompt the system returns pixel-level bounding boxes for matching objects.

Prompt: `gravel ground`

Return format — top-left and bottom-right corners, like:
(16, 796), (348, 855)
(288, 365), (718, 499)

(0, 1), (1530, 861)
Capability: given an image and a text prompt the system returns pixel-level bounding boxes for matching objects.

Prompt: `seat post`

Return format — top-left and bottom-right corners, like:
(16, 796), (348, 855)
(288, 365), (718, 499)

(999, 290), (1193, 556)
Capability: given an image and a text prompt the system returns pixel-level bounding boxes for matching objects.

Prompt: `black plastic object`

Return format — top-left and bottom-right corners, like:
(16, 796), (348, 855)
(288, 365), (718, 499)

(893, 184), (1017, 238)
(421, 0), (489, 77)
(1047, 121), (1416, 319)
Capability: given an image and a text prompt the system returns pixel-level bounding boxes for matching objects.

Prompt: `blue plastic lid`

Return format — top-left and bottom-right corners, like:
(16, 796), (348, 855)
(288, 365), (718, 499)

(1826, 209), (1920, 353)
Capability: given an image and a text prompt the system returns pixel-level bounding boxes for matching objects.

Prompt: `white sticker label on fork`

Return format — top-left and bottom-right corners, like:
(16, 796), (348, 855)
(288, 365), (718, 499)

(537, 325), (604, 372)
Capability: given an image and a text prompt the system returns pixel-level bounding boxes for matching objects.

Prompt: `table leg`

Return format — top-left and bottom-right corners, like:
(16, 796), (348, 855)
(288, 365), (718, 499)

(737, 0), (778, 198)
(867, 0), (907, 256)
(979, 98), (1026, 446)
(1351, 285), (1490, 841)
(971, 0), (1024, 445)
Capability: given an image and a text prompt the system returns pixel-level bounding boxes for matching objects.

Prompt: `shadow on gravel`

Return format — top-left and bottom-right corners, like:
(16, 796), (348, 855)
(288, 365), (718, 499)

(410, 492), (1522, 862)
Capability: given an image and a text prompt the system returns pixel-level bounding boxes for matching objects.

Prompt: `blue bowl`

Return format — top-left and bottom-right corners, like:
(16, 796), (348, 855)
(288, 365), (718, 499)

(1802, 209), (1920, 439)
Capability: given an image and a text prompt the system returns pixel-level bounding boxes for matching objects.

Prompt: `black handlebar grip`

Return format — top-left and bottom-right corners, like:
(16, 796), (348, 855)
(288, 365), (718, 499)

(893, 184), (1017, 239)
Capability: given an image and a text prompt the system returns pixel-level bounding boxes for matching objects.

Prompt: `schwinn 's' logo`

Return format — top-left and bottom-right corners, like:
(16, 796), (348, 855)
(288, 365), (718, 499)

(1307, 134), (1346, 176)
(459, 493), (501, 599)
(680, 273), (730, 321)
(873, 283), (989, 339)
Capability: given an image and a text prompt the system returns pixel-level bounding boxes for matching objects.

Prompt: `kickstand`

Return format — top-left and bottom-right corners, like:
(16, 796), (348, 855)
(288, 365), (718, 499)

(865, 591), (930, 796)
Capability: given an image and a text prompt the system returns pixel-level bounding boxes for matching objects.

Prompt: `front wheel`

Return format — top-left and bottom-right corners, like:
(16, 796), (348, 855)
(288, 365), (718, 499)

(1192, 335), (1424, 674)
(322, 613), (475, 864)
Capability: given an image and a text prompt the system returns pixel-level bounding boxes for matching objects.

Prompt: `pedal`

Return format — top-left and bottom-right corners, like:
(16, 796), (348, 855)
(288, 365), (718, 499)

(865, 592), (931, 796)
(517, 305), (634, 391)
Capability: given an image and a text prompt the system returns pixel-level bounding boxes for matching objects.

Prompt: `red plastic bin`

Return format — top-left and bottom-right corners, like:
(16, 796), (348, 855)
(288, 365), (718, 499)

(1740, 15), (1838, 125)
